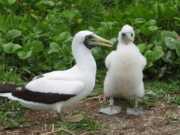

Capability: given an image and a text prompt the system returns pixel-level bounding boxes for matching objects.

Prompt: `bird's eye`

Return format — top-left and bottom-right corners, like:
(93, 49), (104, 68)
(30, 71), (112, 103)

(85, 35), (94, 40)
(131, 33), (133, 37)
(122, 33), (126, 37)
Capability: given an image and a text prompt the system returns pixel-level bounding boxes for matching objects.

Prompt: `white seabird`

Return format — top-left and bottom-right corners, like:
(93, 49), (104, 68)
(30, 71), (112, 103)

(0, 31), (112, 116)
(99, 25), (147, 115)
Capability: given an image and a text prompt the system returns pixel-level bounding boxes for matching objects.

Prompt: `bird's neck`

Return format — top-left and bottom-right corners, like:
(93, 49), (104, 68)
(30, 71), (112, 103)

(72, 43), (97, 74)
(117, 41), (134, 49)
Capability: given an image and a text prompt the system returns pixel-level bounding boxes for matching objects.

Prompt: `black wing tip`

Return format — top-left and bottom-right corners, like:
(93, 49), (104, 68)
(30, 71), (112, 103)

(12, 88), (77, 104)
(0, 84), (17, 93)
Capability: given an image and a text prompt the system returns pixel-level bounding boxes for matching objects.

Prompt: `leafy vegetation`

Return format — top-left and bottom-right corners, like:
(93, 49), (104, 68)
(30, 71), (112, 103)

(139, 30), (180, 78)
(56, 114), (102, 133)
(0, 101), (26, 129)
(144, 80), (180, 107)
(0, 0), (179, 79)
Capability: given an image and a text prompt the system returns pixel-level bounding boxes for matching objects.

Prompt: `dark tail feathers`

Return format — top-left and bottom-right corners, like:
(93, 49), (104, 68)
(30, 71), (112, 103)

(0, 84), (17, 93)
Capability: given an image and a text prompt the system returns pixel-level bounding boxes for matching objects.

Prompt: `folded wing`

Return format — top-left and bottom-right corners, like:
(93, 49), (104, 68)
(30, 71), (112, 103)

(11, 78), (84, 104)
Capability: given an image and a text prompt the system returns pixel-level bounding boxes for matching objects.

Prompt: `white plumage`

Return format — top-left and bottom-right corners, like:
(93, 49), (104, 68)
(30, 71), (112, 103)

(100, 25), (146, 115)
(0, 31), (112, 114)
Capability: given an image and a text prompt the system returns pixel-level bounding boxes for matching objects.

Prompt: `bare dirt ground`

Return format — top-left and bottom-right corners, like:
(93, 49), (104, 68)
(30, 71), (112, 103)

(0, 98), (180, 135)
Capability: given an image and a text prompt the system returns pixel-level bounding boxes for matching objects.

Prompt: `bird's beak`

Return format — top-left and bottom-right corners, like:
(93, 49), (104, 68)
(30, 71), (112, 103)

(88, 35), (113, 48)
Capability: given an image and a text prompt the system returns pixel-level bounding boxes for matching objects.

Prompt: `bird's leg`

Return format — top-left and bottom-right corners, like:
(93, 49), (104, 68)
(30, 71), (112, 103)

(134, 98), (138, 108)
(109, 97), (114, 108)
(99, 97), (121, 115)
(56, 107), (66, 122)
(109, 97), (114, 110)
(127, 97), (144, 116)
(56, 112), (65, 122)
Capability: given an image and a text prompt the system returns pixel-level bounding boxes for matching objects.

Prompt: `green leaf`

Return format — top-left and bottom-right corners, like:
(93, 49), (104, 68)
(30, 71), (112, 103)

(2, 42), (22, 54)
(153, 46), (164, 60)
(7, 29), (22, 40)
(164, 37), (177, 50)
(30, 40), (44, 54)
(42, 0), (55, 7)
(8, 0), (16, 5)
(37, 0), (55, 7)
(53, 32), (71, 43)
(138, 43), (147, 53)
(147, 62), (153, 68)
(134, 18), (146, 24)
(48, 42), (59, 54)
(17, 50), (32, 60)
(61, 10), (80, 20)
(148, 19), (157, 25)
(161, 31), (178, 39)
(148, 26), (158, 32)
(145, 50), (155, 62)
(163, 51), (173, 63)
(147, 44), (154, 50)
(145, 46), (164, 62)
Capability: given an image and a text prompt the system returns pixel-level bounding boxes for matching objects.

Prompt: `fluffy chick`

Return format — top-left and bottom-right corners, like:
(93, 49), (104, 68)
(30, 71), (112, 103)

(100, 25), (146, 115)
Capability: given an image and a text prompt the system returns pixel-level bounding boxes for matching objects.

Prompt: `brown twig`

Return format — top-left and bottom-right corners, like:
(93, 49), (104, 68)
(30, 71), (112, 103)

(83, 95), (107, 104)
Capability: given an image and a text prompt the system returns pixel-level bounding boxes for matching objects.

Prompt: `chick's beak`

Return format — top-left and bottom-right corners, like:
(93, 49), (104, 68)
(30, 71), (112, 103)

(89, 35), (113, 48)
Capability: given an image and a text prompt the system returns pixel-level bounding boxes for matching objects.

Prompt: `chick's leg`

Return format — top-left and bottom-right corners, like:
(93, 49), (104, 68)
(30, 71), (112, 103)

(99, 97), (121, 115)
(127, 97), (144, 116)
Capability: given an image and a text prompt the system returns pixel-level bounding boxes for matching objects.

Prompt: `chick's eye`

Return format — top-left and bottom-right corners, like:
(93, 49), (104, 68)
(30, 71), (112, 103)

(131, 33), (133, 37)
(122, 33), (126, 37)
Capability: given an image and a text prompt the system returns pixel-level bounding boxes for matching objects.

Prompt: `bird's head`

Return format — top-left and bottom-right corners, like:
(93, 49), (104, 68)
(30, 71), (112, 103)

(118, 24), (135, 44)
(73, 30), (112, 49)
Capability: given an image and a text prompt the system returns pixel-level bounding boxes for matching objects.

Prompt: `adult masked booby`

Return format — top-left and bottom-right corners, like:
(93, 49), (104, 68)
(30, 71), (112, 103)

(99, 25), (147, 115)
(0, 31), (112, 115)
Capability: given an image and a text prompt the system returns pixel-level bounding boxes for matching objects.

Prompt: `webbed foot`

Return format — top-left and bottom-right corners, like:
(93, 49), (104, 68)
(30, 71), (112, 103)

(99, 106), (121, 115)
(126, 107), (144, 116)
